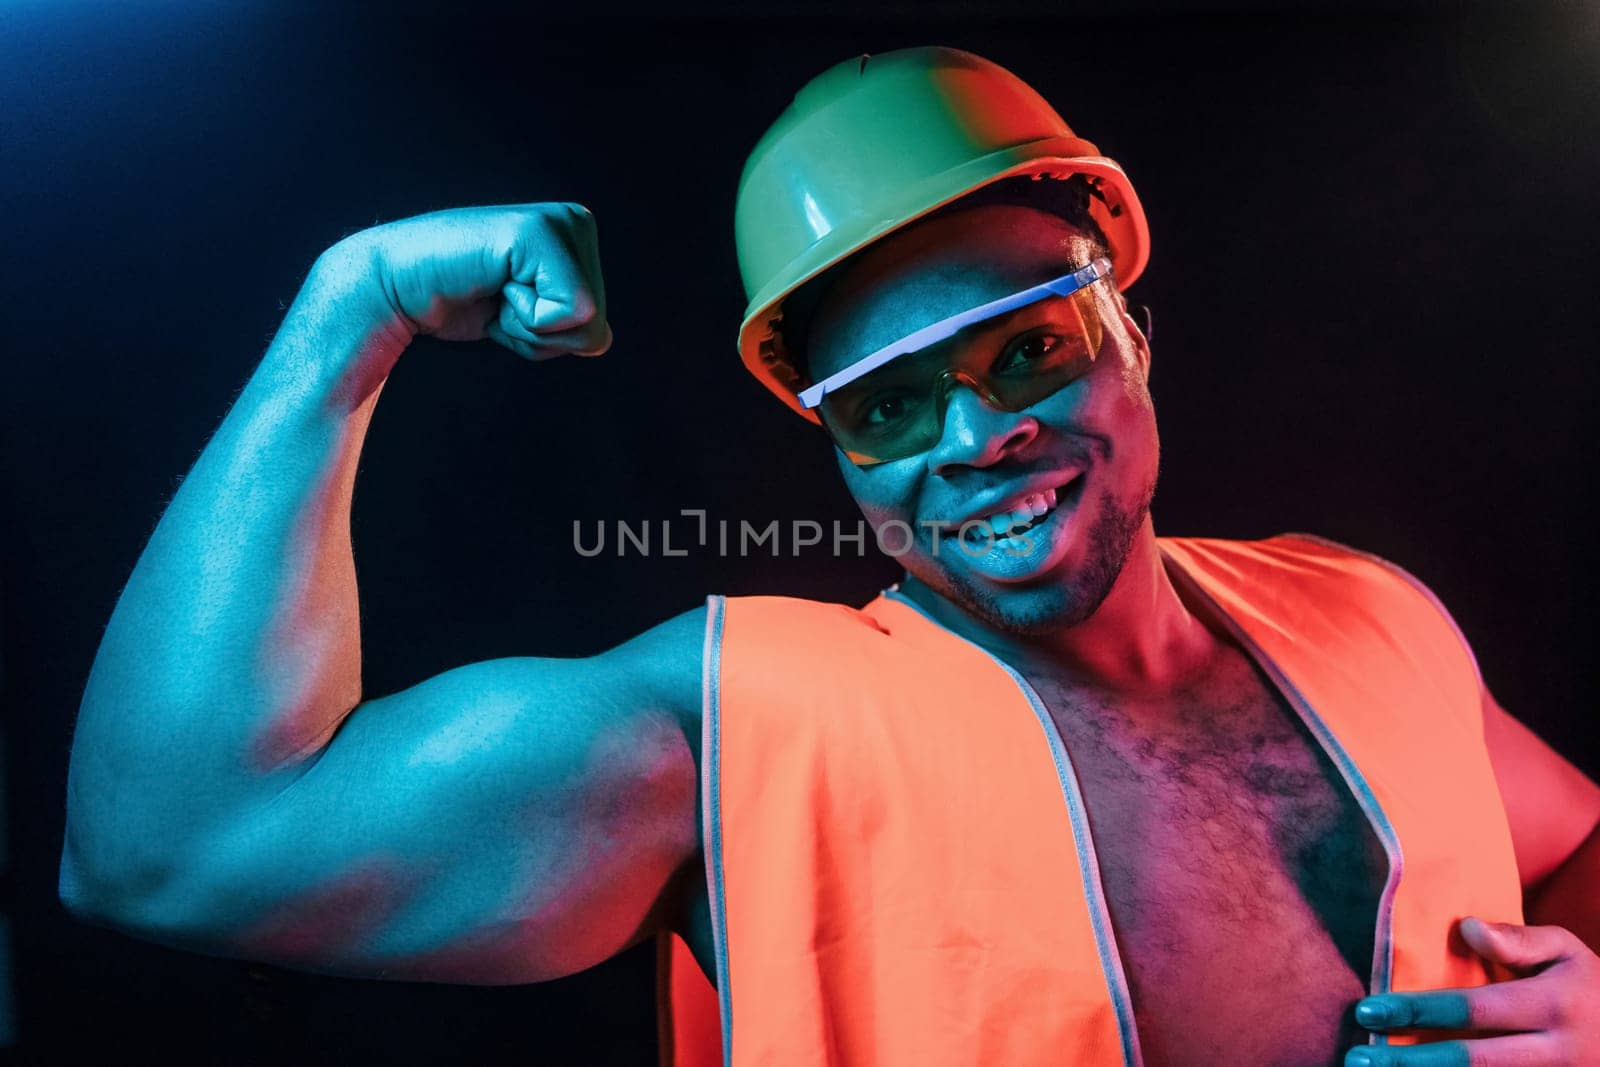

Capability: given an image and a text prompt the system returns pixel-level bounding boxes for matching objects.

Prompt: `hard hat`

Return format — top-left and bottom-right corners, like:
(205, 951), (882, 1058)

(735, 45), (1150, 423)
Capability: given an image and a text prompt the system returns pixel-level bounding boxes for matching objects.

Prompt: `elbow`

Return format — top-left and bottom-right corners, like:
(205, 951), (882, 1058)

(57, 827), (153, 930)
(59, 742), (254, 946)
(57, 817), (198, 939)
(57, 836), (134, 931)
(57, 845), (95, 921)
(59, 814), (267, 962)
(58, 847), (224, 953)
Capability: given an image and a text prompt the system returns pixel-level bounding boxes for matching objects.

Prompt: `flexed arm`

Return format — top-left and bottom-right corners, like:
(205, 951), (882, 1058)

(61, 206), (704, 983)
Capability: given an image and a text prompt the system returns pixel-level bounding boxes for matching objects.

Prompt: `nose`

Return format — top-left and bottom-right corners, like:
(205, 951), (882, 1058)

(927, 379), (1038, 474)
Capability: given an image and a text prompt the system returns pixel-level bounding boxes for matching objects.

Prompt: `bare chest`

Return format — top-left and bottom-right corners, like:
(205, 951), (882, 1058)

(1026, 654), (1389, 1067)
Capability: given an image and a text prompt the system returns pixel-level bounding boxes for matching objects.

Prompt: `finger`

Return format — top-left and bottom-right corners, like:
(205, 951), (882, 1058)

(1460, 918), (1577, 973)
(1344, 1033), (1563, 1066)
(564, 203), (608, 327)
(484, 320), (547, 362)
(536, 319), (612, 357)
(505, 207), (600, 334)
(1356, 978), (1555, 1034)
(496, 284), (611, 358)
(486, 315), (611, 362)
(499, 283), (543, 344)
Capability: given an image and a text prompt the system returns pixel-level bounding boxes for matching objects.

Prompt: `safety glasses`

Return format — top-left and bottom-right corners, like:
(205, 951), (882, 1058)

(797, 257), (1114, 467)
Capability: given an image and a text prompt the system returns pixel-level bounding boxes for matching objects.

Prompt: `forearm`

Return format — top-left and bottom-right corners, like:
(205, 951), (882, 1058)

(63, 241), (412, 911)
(1527, 817), (1600, 954)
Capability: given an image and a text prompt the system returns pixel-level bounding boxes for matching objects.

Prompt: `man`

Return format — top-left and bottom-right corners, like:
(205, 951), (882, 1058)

(59, 45), (1597, 1067)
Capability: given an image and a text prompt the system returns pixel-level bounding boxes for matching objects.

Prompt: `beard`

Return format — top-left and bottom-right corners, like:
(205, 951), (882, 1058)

(919, 467), (1155, 639)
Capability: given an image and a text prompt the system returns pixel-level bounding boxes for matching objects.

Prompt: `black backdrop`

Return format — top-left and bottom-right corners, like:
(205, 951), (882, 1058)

(2, 2), (1596, 1063)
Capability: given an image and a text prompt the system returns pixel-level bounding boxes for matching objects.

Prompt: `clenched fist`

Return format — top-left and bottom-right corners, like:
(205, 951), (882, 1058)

(316, 203), (612, 362)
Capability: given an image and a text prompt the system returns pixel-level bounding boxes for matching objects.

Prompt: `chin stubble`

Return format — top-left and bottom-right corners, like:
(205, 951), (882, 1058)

(938, 475), (1154, 639)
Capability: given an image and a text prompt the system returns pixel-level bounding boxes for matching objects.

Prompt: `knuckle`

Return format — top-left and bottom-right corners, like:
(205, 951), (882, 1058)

(515, 206), (560, 240)
(1466, 989), (1507, 1029)
(529, 201), (590, 226)
(562, 203), (599, 240)
(1541, 990), (1569, 1030)
(524, 212), (577, 252)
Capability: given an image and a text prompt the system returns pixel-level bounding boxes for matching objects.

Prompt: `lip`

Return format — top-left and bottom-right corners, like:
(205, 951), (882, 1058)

(945, 473), (1087, 583)
(945, 469), (1086, 530)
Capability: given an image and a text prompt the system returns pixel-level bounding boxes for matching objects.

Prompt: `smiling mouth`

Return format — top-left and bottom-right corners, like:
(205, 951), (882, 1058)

(952, 472), (1086, 550)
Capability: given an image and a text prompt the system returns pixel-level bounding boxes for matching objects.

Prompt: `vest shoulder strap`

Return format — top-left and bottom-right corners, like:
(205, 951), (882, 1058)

(1158, 531), (1487, 739)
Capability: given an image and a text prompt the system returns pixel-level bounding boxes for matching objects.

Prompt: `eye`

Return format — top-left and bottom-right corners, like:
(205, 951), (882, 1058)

(863, 392), (914, 426)
(995, 332), (1062, 373)
(850, 388), (926, 433)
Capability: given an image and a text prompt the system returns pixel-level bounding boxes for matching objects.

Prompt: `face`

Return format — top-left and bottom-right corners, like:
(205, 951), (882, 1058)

(806, 204), (1160, 637)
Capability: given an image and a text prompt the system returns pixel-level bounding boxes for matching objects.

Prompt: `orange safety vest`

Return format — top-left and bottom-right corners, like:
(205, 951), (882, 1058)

(657, 533), (1525, 1065)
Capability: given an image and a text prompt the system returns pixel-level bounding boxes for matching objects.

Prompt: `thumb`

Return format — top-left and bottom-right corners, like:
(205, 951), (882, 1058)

(503, 206), (605, 336)
(1459, 916), (1573, 972)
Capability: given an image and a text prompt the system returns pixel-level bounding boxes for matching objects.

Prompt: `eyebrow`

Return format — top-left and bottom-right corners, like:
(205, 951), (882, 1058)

(798, 257), (1111, 410)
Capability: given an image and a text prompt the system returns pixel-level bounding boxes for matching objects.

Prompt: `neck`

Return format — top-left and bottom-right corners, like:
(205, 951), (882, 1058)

(897, 525), (1218, 699)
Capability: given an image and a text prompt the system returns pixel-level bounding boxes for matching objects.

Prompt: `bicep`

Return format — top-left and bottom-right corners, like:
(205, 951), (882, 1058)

(174, 610), (705, 984)
(1482, 685), (1600, 894)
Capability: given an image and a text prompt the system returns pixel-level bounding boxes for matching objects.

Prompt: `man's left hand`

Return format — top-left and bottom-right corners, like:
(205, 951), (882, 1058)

(1343, 917), (1599, 1065)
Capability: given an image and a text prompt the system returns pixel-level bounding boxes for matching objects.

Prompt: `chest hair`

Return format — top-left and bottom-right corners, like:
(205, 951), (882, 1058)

(1023, 652), (1388, 979)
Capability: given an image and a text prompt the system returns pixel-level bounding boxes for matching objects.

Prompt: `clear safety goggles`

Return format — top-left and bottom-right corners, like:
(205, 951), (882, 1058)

(797, 257), (1114, 467)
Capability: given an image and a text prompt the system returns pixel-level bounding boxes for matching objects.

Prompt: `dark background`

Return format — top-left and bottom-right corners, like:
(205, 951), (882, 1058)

(2, 1), (1595, 1063)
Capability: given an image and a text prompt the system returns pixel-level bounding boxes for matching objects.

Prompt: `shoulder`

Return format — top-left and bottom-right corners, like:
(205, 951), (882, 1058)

(1198, 530), (1493, 734)
(1269, 532), (1480, 674)
(595, 601), (714, 736)
(1164, 529), (1485, 684)
(1165, 531), (1471, 628)
(594, 593), (880, 736)
(711, 593), (895, 673)
(1270, 531), (1460, 599)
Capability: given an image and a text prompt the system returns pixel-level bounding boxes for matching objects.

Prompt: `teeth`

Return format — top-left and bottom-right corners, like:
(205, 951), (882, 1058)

(965, 486), (1070, 543)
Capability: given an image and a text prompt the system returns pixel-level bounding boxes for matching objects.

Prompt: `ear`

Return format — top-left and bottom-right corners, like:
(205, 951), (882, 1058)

(1112, 289), (1153, 379)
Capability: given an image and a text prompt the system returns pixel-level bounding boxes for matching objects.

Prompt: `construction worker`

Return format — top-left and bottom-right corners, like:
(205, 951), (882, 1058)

(60, 46), (1598, 1066)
